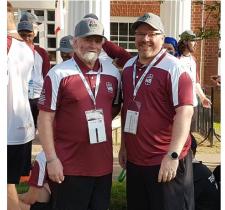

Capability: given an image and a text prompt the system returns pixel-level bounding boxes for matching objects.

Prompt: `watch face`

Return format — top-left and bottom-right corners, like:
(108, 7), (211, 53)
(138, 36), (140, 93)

(171, 152), (178, 159)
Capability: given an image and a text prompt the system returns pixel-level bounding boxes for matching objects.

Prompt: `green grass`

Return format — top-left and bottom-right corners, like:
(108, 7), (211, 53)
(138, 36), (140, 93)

(17, 180), (127, 209)
(110, 181), (126, 210)
(214, 122), (221, 134)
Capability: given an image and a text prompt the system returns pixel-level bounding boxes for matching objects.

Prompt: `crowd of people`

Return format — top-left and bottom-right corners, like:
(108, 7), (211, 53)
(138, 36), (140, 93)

(7, 1), (220, 210)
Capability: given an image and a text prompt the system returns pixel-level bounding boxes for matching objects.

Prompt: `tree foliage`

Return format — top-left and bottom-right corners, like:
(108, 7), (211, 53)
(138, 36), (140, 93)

(195, 1), (220, 39)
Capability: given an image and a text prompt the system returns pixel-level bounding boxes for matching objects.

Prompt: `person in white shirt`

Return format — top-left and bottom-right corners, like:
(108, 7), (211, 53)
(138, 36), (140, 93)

(178, 30), (211, 131)
(7, 2), (35, 210)
(18, 12), (51, 129)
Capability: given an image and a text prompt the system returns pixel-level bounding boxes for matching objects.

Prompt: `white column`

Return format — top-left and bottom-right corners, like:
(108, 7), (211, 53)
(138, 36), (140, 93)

(160, 0), (192, 40)
(65, 0), (110, 39)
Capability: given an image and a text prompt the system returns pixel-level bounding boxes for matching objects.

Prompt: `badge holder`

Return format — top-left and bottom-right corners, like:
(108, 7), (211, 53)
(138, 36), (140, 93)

(124, 100), (141, 135)
(85, 109), (107, 144)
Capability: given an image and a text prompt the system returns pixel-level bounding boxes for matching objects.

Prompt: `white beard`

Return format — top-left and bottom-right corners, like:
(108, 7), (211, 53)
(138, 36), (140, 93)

(83, 52), (98, 64)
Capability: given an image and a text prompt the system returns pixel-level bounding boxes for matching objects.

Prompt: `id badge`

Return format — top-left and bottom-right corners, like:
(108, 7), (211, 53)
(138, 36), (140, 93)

(124, 100), (141, 135)
(85, 109), (106, 144)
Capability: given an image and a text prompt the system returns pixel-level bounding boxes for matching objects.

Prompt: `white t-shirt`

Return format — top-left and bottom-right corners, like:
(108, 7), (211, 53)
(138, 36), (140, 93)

(7, 38), (35, 145)
(179, 55), (198, 107)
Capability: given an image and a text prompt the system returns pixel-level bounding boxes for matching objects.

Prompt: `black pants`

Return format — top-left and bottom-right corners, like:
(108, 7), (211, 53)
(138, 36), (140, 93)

(126, 151), (194, 210)
(29, 98), (39, 128)
(7, 141), (32, 183)
(50, 174), (112, 210)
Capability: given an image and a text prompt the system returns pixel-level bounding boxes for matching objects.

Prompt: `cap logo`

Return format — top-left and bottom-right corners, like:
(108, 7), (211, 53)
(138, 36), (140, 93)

(69, 39), (73, 45)
(88, 20), (98, 29)
(142, 14), (151, 21)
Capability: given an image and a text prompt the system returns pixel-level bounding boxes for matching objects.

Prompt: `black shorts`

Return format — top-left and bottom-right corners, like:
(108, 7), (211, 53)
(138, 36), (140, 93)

(29, 98), (39, 128)
(30, 202), (52, 210)
(126, 150), (194, 210)
(50, 174), (112, 210)
(7, 141), (32, 184)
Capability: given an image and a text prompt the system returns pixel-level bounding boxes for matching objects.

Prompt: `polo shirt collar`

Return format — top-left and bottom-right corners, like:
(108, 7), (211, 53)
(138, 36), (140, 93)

(136, 58), (148, 71)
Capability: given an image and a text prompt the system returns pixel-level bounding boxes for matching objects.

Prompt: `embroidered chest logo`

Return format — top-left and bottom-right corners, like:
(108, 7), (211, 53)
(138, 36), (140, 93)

(106, 82), (113, 93)
(145, 74), (154, 85)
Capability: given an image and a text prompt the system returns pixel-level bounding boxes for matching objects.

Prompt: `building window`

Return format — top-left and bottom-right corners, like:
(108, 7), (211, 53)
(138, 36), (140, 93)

(110, 21), (137, 55)
(16, 8), (57, 66)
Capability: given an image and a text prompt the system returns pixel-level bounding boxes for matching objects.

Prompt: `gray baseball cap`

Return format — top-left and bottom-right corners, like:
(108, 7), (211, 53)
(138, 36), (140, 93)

(132, 13), (165, 33)
(56, 35), (74, 53)
(74, 18), (106, 39)
(20, 12), (40, 24)
(17, 21), (33, 32)
(179, 30), (200, 41)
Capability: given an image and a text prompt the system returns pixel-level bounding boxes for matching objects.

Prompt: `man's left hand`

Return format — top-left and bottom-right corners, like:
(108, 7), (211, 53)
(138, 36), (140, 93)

(158, 155), (179, 183)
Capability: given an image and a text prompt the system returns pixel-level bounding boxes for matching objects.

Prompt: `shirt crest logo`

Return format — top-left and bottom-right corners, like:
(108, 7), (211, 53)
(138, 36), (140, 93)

(106, 82), (113, 93)
(145, 74), (153, 85)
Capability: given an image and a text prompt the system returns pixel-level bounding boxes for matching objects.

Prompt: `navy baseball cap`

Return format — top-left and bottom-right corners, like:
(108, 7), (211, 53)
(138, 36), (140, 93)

(56, 35), (74, 53)
(17, 21), (33, 32)
(20, 12), (40, 24)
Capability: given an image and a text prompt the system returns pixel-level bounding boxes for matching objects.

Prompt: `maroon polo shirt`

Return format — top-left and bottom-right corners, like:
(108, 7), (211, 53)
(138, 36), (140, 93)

(122, 53), (193, 166)
(38, 53), (120, 176)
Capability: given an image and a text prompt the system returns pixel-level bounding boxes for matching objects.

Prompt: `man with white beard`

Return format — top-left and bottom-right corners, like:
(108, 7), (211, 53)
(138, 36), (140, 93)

(37, 17), (121, 210)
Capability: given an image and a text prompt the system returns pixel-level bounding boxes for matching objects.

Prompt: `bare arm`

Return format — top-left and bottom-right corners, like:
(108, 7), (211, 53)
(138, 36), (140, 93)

(196, 83), (211, 108)
(158, 105), (193, 182)
(37, 110), (64, 183)
(18, 185), (50, 205)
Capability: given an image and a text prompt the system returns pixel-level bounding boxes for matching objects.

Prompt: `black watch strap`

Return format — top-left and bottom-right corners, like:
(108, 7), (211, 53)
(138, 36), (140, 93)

(168, 152), (179, 160)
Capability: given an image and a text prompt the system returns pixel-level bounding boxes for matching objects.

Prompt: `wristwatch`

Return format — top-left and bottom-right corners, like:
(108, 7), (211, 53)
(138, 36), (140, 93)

(168, 152), (179, 160)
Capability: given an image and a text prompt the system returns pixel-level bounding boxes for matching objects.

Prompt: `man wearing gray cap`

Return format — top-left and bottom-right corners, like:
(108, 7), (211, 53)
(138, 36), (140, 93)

(178, 30), (211, 132)
(38, 17), (121, 210)
(20, 12), (41, 37)
(18, 14), (50, 132)
(119, 13), (194, 210)
(56, 35), (74, 61)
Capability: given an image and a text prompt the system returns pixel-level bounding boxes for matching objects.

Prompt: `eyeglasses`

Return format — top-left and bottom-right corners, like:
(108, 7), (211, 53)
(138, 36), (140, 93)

(135, 31), (162, 38)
